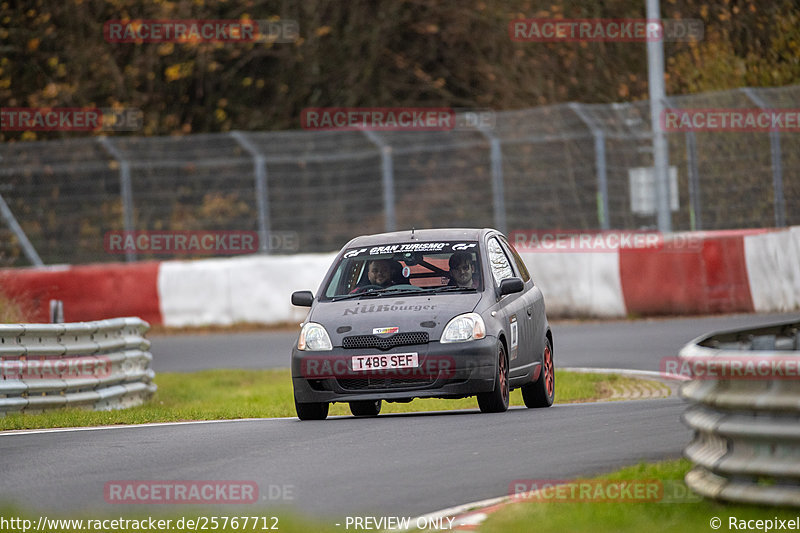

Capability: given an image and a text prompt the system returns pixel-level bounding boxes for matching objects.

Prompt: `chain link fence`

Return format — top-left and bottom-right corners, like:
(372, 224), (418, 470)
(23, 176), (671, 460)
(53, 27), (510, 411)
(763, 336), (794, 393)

(1, 84), (798, 267)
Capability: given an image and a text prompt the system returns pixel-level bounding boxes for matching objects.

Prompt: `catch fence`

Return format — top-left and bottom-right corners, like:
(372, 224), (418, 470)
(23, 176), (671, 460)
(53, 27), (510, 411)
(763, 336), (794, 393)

(1, 84), (798, 266)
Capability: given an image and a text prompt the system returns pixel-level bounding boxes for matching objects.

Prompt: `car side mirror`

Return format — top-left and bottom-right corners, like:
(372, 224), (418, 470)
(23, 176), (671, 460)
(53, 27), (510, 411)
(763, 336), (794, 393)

(499, 277), (524, 296)
(291, 290), (314, 307)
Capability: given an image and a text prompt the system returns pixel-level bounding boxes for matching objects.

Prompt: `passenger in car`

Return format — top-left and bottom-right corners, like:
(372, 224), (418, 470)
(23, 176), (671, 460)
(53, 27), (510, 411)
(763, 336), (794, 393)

(448, 251), (479, 288)
(367, 259), (395, 287)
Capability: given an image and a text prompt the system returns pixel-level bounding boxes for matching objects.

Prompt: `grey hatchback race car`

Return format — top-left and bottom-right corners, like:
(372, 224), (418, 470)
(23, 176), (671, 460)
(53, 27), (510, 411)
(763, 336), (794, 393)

(290, 228), (554, 420)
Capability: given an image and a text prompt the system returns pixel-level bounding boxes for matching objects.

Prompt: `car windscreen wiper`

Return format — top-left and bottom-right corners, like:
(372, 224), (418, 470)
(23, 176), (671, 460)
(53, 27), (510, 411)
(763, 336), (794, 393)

(330, 286), (418, 301)
(330, 285), (477, 301)
(423, 285), (478, 294)
(379, 285), (476, 295)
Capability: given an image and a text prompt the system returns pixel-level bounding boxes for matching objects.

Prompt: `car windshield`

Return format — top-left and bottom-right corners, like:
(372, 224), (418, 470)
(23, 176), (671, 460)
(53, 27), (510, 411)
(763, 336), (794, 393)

(322, 241), (482, 300)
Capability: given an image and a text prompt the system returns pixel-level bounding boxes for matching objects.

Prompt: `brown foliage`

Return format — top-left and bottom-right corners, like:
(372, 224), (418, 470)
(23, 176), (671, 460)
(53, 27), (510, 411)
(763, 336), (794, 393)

(2, 0), (799, 142)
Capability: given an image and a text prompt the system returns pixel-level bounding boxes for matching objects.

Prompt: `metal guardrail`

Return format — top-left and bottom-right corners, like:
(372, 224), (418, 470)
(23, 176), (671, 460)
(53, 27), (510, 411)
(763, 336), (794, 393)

(0, 317), (156, 415)
(680, 319), (800, 507)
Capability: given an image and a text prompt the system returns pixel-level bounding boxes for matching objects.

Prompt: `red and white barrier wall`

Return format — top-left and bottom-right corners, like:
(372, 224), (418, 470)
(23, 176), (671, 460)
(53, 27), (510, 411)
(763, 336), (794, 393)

(157, 253), (335, 327)
(520, 226), (800, 317)
(0, 227), (797, 326)
(0, 262), (162, 324)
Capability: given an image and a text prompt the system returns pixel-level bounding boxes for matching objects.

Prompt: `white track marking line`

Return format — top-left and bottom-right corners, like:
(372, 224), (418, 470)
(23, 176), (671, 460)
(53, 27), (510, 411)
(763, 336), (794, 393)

(0, 417), (291, 437)
(563, 366), (690, 381)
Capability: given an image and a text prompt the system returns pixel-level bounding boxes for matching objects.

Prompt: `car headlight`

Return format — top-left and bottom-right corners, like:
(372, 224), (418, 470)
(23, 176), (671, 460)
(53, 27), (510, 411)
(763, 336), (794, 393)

(297, 322), (333, 351)
(440, 313), (486, 343)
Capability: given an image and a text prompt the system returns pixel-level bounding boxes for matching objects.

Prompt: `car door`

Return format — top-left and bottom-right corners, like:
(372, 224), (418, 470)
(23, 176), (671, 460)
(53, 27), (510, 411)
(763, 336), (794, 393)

(499, 235), (545, 377)
(485, 235), (528, 377)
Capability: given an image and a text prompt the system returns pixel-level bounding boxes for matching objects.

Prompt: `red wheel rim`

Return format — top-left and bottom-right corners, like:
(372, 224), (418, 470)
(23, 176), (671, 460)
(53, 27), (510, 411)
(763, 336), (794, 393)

(500, 348), (509, 404)
(544, 345), (554, 397)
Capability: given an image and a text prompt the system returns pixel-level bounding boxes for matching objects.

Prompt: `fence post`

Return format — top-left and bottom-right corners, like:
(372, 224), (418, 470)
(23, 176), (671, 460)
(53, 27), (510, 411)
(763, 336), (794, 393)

(646, 0), (673, 233)
(741, 88), (787, 227)
(568, 103), (610, 230)
(362, 130), (396, 232)
(97, 137), (136, 262)
(229, 131), (271, 253)
(667, 95), (703, 232)
(685, 131), (702, 231)
(476, 125), (507, 233)
(0, 193), (44, 266)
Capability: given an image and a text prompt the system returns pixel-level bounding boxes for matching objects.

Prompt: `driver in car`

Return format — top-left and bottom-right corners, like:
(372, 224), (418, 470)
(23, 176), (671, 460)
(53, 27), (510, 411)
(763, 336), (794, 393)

(448, 251), (478, 288)
(350, 258), (399, 293)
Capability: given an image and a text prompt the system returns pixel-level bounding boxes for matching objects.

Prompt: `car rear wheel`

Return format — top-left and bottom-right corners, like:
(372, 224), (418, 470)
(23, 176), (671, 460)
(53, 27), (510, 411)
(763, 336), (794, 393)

(295, 397), (329, 420)
(477, 342), (509, 413)
(522, 337), (555, 408)
(349, 399), (382, 417)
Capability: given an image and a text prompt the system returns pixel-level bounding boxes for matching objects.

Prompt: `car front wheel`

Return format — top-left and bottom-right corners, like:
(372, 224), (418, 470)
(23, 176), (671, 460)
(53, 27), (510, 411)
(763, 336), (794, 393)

(477, 342), (509, 413)
(295, 396), (329, 420)
(349, 399), (382, 417)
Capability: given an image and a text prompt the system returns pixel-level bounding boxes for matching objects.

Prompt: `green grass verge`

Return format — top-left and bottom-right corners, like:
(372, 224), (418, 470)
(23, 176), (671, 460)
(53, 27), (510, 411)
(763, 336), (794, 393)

(0, 369), (637, 431)
(3, 460), (795, 533)
(480, 459), (800, 533)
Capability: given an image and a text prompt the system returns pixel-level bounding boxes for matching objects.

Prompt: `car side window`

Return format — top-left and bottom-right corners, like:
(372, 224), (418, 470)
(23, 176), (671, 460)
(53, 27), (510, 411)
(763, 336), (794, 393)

(499, 235), (531, 283)
(487, 237), (514, 286)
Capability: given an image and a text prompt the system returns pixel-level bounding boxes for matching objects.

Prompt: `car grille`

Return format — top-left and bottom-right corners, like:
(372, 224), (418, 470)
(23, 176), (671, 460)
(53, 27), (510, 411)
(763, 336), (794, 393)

(337, 376), (437, 390)
(342, 332), (429, 351)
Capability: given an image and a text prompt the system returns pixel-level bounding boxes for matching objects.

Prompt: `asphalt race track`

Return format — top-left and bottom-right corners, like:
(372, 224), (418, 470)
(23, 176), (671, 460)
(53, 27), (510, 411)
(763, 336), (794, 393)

(1, 400), (686, 519)
(2, 312), (798, 521)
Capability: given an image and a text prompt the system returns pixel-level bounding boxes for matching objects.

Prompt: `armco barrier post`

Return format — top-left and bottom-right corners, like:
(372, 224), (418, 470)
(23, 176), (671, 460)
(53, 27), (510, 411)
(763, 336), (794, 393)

(679, 319), (800, 506)
(49, 299), (64, 323)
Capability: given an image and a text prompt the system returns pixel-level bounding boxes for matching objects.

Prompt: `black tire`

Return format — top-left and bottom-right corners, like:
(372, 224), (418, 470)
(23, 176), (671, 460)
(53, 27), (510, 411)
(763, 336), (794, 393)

(349, 399), (382, 417)
(477, 342), (510, 413)
(522, 337), (555, 408)
(295, 398), (329, 420)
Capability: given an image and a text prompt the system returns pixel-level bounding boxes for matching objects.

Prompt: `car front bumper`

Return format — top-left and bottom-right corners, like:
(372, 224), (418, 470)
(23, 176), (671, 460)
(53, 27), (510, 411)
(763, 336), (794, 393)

(291, 336), (498, 404)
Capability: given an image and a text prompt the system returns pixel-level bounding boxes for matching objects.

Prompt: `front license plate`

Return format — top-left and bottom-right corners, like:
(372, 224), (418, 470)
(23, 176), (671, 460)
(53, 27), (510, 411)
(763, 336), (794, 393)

(351, 353), (419, 372)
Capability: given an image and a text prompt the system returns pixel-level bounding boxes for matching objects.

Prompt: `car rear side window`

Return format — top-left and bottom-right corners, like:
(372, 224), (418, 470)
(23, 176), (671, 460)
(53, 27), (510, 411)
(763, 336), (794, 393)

(499, 235), (531, 283)
(487, 237), (514, 286)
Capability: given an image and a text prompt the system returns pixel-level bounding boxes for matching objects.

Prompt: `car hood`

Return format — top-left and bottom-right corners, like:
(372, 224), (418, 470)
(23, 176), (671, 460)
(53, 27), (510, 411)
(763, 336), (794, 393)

(309, 293), (483, 345)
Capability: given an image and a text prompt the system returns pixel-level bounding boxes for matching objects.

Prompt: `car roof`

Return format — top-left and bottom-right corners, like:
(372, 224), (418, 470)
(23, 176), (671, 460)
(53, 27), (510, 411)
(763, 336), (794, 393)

(343, 228), (499, 248)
